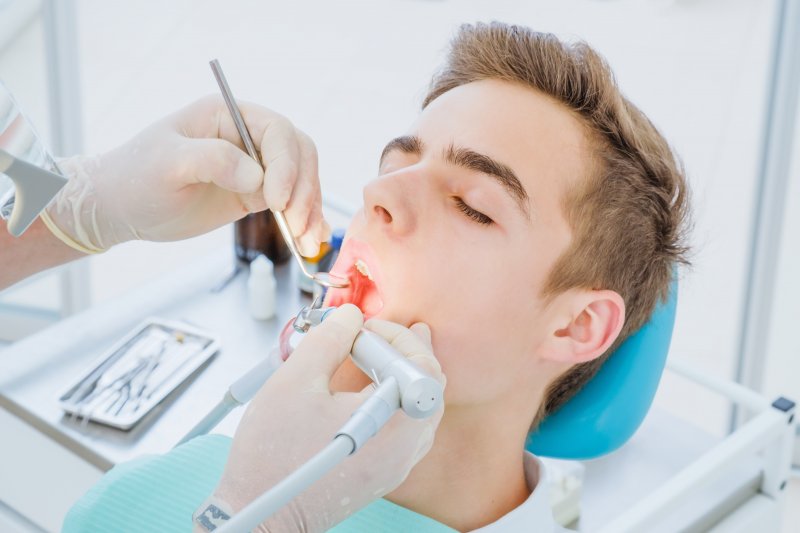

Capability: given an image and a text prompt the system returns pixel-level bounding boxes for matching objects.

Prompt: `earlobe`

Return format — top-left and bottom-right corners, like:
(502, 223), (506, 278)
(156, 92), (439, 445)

(548, 290), (626, 365)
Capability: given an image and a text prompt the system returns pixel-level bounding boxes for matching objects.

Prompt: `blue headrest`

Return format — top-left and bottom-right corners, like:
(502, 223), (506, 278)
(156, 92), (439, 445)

(526, 281), (678, 459)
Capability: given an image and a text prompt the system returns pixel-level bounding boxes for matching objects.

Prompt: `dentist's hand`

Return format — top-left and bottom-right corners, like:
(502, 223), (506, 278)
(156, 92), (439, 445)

(42, 96), (328, 255)
(210, 305), (445, 533)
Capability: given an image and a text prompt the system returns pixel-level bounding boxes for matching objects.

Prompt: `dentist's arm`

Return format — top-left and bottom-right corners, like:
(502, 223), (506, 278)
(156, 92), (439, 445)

(0, 218), (83, 289)
(1, 96), (328, 290)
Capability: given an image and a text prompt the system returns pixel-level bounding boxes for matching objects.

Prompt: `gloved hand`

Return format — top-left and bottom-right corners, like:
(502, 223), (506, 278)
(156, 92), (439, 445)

(208, 305), (445, 533)
(42, 96), (328, 255)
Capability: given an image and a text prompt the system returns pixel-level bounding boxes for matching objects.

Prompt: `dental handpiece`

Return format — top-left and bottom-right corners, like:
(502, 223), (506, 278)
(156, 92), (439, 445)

(350, 329), (442, 419)
(215, 314), (443, 533)
(296, 306), (443, 419)
(178, 307), (442, 446)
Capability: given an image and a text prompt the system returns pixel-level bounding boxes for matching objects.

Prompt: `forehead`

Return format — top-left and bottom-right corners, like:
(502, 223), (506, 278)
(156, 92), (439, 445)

(412, 79), (591, 215)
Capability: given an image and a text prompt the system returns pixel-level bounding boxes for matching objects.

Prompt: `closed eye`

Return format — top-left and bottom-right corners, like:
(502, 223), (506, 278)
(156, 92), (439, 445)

(454, 197), (493, 225)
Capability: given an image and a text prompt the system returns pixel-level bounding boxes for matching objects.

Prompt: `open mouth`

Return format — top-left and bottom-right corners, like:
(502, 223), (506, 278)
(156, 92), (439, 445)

(325, 238), (385, 319)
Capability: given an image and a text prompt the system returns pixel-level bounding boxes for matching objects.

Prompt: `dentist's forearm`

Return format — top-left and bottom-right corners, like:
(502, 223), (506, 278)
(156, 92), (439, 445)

(0, 217), (85, 290)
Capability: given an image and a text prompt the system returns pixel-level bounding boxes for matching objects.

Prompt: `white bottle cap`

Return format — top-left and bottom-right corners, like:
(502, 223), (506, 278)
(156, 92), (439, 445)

(251, 254), (274, 278)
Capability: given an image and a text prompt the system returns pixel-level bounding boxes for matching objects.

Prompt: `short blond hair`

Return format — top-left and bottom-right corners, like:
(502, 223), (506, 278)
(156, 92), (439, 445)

(424, 22), (691, 425)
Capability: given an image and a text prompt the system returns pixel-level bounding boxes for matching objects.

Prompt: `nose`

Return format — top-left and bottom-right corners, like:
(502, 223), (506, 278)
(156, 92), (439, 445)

(362, 171), (419, 238)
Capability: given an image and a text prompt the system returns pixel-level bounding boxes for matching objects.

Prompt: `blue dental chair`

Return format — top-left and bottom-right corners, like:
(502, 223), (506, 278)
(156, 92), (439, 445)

(526, 281), (678, 460)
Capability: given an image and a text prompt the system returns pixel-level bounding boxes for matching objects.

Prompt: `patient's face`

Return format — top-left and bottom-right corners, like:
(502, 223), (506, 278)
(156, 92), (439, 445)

(328, 79), (591, 408)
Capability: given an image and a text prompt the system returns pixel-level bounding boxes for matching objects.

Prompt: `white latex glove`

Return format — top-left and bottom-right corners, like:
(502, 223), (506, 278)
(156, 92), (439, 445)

(42, 96), (328, 255)
(209, 304), (445, 533)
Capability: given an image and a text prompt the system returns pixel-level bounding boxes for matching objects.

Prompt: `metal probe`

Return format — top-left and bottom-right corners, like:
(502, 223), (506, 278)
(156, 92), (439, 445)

(209, 59), (349, 290)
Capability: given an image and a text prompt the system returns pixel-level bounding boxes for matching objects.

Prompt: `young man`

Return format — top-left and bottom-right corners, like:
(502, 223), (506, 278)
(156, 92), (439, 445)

(66, 21), (689, 532)
(318, 21), (688, 530)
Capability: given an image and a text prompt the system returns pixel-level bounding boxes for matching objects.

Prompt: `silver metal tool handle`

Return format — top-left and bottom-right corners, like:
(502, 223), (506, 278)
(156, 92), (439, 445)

(351, 329), (443, 419)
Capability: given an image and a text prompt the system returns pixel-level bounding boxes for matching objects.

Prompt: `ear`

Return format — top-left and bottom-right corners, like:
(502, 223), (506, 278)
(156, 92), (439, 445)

(542, 289), (626, 365)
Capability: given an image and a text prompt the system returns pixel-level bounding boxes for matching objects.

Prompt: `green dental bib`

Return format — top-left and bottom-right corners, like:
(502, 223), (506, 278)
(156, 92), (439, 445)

(63, 434), (456, 533)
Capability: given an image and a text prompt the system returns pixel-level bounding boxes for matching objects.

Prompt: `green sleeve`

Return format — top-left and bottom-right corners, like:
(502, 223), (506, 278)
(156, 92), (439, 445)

(328, 498), (457, 533)
(63, 433), (456, 533)
(62, 434), (232, 533)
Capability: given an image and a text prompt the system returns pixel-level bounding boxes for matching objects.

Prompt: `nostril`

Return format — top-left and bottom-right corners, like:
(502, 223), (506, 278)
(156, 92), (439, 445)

(374, 205), (393, 224)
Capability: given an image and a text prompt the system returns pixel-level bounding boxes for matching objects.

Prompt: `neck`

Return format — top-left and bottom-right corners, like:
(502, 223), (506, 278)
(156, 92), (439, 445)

(386, 402), (532, 531)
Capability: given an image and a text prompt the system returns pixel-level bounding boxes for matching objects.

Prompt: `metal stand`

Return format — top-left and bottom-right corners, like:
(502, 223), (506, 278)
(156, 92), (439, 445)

(733, 0), (800, 420)
(601, 360), (796, 532)
(42, 0), (91, 316)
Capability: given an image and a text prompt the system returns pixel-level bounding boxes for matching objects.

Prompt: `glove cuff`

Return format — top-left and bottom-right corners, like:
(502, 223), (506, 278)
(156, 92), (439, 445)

(40, 208), (103, 254)
(40, 156), (112, 253)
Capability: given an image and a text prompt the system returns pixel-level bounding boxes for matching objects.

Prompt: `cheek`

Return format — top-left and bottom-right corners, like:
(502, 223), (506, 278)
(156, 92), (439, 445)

(434, 329), (504, 406)
(430, 286), (534, 406)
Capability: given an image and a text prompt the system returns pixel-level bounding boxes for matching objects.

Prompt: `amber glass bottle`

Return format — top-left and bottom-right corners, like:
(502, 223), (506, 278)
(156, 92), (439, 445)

(234, 211), (291, 265)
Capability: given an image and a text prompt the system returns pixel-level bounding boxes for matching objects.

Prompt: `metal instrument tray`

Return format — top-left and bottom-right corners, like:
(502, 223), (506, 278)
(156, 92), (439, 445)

(59, 317), (220, 430)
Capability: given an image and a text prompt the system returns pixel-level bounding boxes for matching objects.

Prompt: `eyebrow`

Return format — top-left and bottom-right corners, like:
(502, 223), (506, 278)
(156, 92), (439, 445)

(380, 135), (423, 162)
(379, 135), (530, 219)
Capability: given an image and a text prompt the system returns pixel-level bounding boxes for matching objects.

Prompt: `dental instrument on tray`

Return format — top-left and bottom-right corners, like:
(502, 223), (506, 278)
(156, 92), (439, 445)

(209, 59), (349, 290)
(60, 318), (221, 430)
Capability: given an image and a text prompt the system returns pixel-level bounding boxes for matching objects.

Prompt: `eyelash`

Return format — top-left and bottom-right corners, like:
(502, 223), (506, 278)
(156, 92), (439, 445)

(454, 197), (493, 225)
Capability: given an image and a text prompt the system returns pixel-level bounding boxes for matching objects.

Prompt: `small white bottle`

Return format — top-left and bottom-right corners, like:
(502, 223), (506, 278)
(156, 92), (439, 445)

(248, 254), (276, 320)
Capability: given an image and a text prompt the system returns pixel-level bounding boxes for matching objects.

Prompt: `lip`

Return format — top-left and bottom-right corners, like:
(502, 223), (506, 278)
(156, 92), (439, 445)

(326, 238), (385, 319)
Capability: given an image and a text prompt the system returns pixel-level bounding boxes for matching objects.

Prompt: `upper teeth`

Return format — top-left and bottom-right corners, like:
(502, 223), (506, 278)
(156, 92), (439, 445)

(355, 259), (373, 280)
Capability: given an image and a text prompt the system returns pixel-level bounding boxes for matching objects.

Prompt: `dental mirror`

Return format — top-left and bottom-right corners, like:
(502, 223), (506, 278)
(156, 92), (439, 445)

(209, 59), (349, 290)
